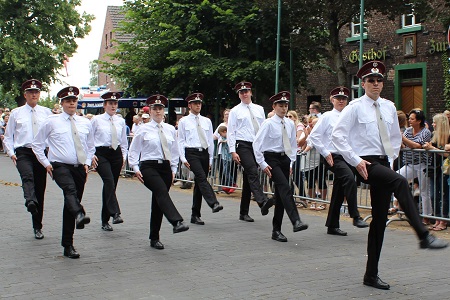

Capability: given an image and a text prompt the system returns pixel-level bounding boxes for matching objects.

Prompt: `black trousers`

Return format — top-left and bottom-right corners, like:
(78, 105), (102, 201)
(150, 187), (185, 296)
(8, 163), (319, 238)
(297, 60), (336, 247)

(51, 162), (87, 247)
(140, 161), (183, 240)
(236, 141), (267, 215)
(15, 147), (47, 230)
(95, 147), (123, 223)
(324, 154), (360, 228)
(264, 153), (301, 232)
(185, 148), (217, 217)
(353, 156), (428, 277)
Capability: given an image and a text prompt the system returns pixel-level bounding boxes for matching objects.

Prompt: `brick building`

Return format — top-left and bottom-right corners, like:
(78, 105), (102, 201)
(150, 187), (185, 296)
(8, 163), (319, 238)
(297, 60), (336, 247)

(298, 12), (450, 120)
(97, 6), (132, 91)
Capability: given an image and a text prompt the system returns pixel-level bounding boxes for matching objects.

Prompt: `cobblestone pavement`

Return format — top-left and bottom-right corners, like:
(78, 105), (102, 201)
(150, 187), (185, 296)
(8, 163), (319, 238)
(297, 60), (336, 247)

(1, 155), (450, 299)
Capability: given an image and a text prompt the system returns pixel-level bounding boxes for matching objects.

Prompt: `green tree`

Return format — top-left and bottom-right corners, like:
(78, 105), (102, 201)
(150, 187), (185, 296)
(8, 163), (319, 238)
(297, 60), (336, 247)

(0, 0), (94, 104)
(101, 0), (304, 109)
(89, 61), (99, 86)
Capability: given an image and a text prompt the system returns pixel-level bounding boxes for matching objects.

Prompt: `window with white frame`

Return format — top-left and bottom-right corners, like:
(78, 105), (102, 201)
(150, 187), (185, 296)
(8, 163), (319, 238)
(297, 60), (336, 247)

(402, 6), (420, 28)
(350, 20), (367, 37)
(351, 75), (360, 99)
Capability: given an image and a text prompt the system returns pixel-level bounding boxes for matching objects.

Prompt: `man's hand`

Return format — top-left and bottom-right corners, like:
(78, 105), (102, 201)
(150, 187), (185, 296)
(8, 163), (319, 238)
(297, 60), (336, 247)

(183, 161), (191, 170)
(172, 172), (175, 185)
(10, 154), (17, 166)
(232, 152), (241, 165)
(46, 164), (53, 179)
(91, 155), (98, 169)
(135, 170), (144, 183)
(356, 160), (371, 180)
(325, 154), (334, 167)
(263, 165), (272, 178)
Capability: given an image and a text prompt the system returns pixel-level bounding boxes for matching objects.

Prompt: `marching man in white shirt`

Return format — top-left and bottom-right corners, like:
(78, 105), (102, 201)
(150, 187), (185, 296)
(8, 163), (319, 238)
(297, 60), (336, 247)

(253, 91), (308, 242)
(307, 87), (368, 236)
(91, 92), (128, 232)
(3, 79), (51, 240)
(32, 86), (95, 259)
(228, 81), (274, 222)
(332, 61), (447, 290)
(177, 93), (223, 226)
(128, 94), (189, 250)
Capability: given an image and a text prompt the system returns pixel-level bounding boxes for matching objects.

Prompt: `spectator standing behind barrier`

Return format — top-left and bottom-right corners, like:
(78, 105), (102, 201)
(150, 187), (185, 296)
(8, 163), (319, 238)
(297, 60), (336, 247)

(307, 87), (368, 236)
(213, 108), (235, 192)
(3, 79), (52, 240)
(253, 91), (308, 242)
(423, 113), (450, 231)
(301, 116), (328, 210)
(397, 109), (432, 224)
(227, 81), (274, 222)
(91, 92), (128, 232)
(217, 125), (236, 193)
(287, 111), (306, 200)
(332, 61), (448, 290)
(308, 101), (322, 117)
(1, 113), (10, 153)
(32, 86), (94, 259)
(177, 93), (224, 226)
(127, 94), (189, 250)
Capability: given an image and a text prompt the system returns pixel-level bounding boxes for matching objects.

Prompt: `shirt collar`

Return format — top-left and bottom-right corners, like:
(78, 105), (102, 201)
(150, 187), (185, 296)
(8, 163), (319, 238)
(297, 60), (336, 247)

(102, 112), (115, 120)
(61, 111), (74, 121)
(25, 103), (35, 111)
(273, 114), (284, 123)
(150, 119), (162, 127)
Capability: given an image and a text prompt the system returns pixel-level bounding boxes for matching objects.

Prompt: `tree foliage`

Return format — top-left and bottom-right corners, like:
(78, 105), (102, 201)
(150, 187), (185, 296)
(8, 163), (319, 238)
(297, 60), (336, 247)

(102, 0), (306, 106)
(0, 0), (94, 99)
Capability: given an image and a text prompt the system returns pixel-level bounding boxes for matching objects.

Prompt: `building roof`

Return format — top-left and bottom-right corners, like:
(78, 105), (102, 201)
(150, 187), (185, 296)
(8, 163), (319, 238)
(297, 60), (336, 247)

(107, 6), (133, 43)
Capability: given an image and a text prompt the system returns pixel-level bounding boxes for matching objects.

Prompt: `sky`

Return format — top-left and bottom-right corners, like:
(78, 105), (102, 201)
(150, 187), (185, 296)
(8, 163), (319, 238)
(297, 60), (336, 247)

(47, 0), (125, 97)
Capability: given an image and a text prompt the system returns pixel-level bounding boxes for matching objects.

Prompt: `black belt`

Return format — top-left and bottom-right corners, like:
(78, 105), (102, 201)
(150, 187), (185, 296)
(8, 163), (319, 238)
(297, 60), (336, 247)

(236, 140), (252, 145)
(96, 146), (118, 150)
(15, 146), (32, 151)
(361, 155), (388, 161)
(185, 147), (206, 152)
(51, 161), (84, 168)
(142, 159), (168, 164)
(264, 151), (287, 156)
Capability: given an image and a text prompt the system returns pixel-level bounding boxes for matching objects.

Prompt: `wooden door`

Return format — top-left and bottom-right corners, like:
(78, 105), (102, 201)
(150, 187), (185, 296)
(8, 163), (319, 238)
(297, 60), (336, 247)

(401, 85), (423, 113)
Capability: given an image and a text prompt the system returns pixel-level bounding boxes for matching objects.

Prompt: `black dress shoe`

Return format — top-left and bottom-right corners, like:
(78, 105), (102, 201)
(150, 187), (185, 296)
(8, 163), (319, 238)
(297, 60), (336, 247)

(293, 220), (308, 232)
(173, 221), (189, 233)
(34, 229), (44, 239)
(75, 212), (91, 229)
(212, 202), (223, 213)
(63, 245), (80, 259)
(27, 202), (38, 216)
(420, 233), (449, 249)
(112, 213), (123, 224)
(150, 240), (165, 250)
(353, 217), (369, 228)
(190, 216), (205, 225)
(272, 231), (288, 242)
(363, 275), (390, 290)
(327, 227), (348, 236)
(259, 197), (275, 216)
(102, 223), (113, 231)
(239, 214), (254, 222)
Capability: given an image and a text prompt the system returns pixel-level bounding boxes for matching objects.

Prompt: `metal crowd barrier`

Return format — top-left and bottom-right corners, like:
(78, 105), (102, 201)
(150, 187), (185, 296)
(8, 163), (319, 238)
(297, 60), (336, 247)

(123, 135), (450, 225)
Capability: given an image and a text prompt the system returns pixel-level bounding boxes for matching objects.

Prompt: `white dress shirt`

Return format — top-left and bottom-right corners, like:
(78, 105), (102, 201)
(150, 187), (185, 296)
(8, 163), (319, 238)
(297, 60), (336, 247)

(253, 114), (297, 170)
(307, 108), (341, 158)
(3, 103), (51, 157)
(32, 112), (95, 167)
(91, 113), (128, 160)
(128, 120), (179, 174)
(227, 102), (265, 152)
(332, 94), (401, 167)
(177, 113), (214, 165)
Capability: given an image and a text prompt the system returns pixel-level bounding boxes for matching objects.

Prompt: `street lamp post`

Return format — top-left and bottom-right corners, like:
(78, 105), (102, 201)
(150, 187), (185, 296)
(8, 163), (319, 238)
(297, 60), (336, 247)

(275, 0), (281, 94)
(358, 0), (365, 97)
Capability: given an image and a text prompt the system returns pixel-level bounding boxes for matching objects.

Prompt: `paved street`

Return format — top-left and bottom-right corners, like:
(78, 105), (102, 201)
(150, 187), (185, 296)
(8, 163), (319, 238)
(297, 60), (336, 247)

(1, 154), (450, 299)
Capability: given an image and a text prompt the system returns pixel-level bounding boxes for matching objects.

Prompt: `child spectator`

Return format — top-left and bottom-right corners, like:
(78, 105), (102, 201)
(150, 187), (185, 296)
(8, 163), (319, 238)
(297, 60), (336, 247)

(218, 125), (236, 194)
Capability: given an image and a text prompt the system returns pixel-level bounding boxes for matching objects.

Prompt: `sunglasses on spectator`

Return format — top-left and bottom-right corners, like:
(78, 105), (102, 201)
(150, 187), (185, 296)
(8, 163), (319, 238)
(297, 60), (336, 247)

(287, 115), (293, 118)
(366, 78), (383, 83)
